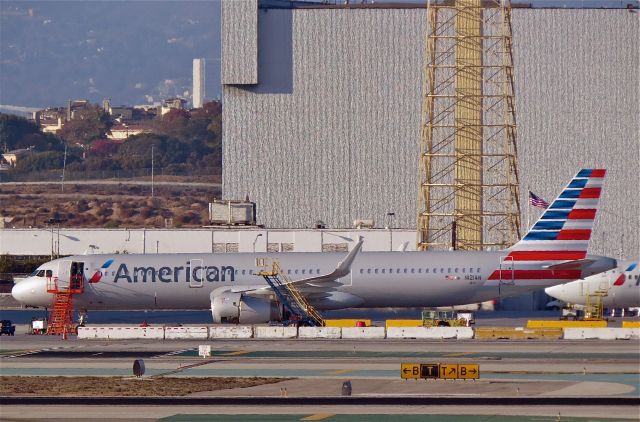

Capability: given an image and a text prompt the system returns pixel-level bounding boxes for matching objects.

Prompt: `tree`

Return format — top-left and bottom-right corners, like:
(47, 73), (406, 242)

(0, 113), (63, 152)
(58, 104), (111, 146)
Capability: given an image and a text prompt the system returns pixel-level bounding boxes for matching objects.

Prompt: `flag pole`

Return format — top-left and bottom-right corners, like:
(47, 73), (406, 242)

(526, 186), (530, 231)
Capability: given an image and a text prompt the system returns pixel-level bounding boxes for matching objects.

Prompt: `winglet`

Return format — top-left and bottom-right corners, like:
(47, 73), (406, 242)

(334, 236), (364, 278)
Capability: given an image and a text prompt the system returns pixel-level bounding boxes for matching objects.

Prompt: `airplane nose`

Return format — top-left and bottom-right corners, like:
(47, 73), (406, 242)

(11, 277), (50, 307)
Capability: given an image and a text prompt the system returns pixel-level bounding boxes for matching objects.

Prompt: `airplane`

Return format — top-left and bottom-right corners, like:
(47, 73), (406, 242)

(545, 260), (640, 308)
(12, 168), (617, 324)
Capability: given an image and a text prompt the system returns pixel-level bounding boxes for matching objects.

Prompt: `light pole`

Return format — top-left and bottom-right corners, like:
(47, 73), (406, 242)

(387, 212), (395, 251)
(252, 233), (263, 253)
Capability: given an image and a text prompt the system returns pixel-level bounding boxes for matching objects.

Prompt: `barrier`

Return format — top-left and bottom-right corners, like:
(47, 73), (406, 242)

(254, 326), (298, 339)
(341, 327), (386, 339)
(527, 320), (607, 328)
(474, 327), (528, 340)
(563, 328), (640, 340)
(385, 320), (423, 328)
(209, 325), (253, 339)
(164, 326), (209, 340)
(324, 319), (371, 328)
(298, 326), (341, 339)
(622, 321), (640, 328)
(386, 326), (468, 339)
(77, 326), (164, 340)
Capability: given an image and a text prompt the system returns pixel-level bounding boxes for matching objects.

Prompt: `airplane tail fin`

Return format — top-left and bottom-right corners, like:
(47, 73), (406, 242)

(507, 168), (606, 259)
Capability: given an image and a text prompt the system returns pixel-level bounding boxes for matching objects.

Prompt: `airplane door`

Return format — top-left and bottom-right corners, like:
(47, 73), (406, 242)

(56, 260), (73, 290)
(189, 259), (204, 288)
(497, 256), (515, 298)
(499, 256), (515, 285)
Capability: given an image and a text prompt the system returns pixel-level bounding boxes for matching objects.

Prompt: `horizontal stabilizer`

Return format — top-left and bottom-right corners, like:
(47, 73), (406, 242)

(543, 258), (596, 271)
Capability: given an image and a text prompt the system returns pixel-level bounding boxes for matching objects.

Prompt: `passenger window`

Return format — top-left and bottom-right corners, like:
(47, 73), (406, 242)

(360, 269), (364, 274)
(447, 268), (451, 273)
(477, 268), (481, 273)
(302, 269), (306, 274)
(295, 269), (299, 274)
(440, 268), (444, 273)
(462, 268), (466, 273)
(374, 269), (379, 274)
(454, 268), (458, 273)
(426, 268), (429, 273)
(381, 269), (386, 274)
(470, 268), (474, 273)
(404, 268), (408, 273)
(249, 270), (253, 275)
(411, 268), (415, 274)
(367, 269), (371, 274)
(418, 268), (422, 273)
(389, 268), (393, 274)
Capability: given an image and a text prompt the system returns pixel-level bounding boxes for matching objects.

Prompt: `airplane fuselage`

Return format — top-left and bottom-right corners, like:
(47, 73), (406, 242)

(14, 250), (613, 311)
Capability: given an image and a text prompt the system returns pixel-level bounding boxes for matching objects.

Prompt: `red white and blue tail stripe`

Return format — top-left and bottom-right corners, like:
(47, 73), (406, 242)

(512, 168), (605, 254)
(488, 169), (606, 284)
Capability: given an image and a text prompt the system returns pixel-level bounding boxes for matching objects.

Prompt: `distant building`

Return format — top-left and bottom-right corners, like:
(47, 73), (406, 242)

(161, 98), (188, 116)
(193, 58), (206, 109)
(102, 99), (133, 121)
(1, 147), (34, 167)
(106, 122), (150, 140)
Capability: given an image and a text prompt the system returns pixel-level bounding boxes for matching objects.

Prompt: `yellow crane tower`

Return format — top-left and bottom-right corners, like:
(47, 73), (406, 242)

(417, 0), (521, 251)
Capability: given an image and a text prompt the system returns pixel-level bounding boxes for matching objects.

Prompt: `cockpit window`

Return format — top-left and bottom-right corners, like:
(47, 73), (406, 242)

(33, 270), (45, 277)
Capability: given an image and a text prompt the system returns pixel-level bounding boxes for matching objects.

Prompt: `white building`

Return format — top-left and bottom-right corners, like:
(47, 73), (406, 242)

(193, 58), (205, 108)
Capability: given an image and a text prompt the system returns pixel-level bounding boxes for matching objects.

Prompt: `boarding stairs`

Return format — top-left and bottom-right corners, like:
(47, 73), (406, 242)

(46, 275), (84, 336)
(584, 288), (608, 321)
(257, 260), (324, 327)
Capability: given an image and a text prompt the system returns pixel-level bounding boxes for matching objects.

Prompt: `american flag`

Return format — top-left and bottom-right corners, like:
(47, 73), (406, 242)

(529, 191), (549, 209)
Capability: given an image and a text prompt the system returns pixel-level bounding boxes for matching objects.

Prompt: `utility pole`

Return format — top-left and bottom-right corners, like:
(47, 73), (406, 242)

(61, 144), (67, 192)
(151, 144), (155, 198)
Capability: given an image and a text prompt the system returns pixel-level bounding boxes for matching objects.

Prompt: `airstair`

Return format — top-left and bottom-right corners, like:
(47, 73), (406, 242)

(46, 263), (85, 336)
(257, 259), (324, 327)
(584, 288), (608, 321)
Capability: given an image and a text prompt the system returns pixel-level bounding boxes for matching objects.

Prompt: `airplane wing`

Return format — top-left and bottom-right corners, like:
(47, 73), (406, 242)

(224, 237), (364, 297)
(543, 258), (597, 271)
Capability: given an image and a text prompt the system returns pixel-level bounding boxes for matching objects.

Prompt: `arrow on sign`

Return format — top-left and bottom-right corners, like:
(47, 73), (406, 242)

(403, 368), (412, 374)
(468, 368), (477, 374)
(448, 367), (456, 375)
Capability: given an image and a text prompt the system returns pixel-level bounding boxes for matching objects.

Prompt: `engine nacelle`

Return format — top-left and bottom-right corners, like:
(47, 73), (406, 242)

(211, 292), (280, 324)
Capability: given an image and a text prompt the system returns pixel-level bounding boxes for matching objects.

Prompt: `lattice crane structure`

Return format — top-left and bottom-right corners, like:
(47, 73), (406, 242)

(417, 0), (521, 251)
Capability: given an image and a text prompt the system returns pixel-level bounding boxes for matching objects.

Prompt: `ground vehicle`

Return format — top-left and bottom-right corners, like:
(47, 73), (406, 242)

(421, 310), (469, 327)
(0, 320), (16, 336)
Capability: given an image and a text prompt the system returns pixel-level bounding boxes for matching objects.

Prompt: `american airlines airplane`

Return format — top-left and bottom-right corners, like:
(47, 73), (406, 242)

(12, 168), (616, 324)
(545, 260), (640, 308)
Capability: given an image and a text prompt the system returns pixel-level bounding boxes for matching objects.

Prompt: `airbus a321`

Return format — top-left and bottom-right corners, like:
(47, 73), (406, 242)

(546, 260), (640, 308)
(12, 169), (616, 324)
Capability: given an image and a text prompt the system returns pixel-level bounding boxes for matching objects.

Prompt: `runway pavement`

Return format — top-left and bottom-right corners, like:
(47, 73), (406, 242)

(1, 334), (639, 420)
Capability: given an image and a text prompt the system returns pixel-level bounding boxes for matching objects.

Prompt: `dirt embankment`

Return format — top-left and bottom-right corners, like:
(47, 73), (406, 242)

(0, 179), (222, 229)
(0, 376), (287, 396)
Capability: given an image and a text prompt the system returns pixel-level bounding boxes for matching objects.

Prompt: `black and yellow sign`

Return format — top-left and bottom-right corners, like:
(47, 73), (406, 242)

(439, 364), (459, 379)
(458, 364), (480, 379)
(400, 363), (421, 379)
(401, 363), (479, 380)
(420, 364), (440, 379)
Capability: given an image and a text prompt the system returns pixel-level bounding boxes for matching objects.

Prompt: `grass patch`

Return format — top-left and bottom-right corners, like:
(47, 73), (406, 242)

(0, 376), (289, 396)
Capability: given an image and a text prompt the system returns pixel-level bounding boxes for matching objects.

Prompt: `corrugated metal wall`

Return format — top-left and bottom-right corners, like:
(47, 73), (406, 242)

(222, 7), (639, 258)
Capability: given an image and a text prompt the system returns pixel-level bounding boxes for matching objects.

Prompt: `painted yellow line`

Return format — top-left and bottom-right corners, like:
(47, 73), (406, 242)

(301, 413), (335, 421)
(444, 352), (474, 357)
(221, 350), (253, 356)
(322, 369), (353, 375)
